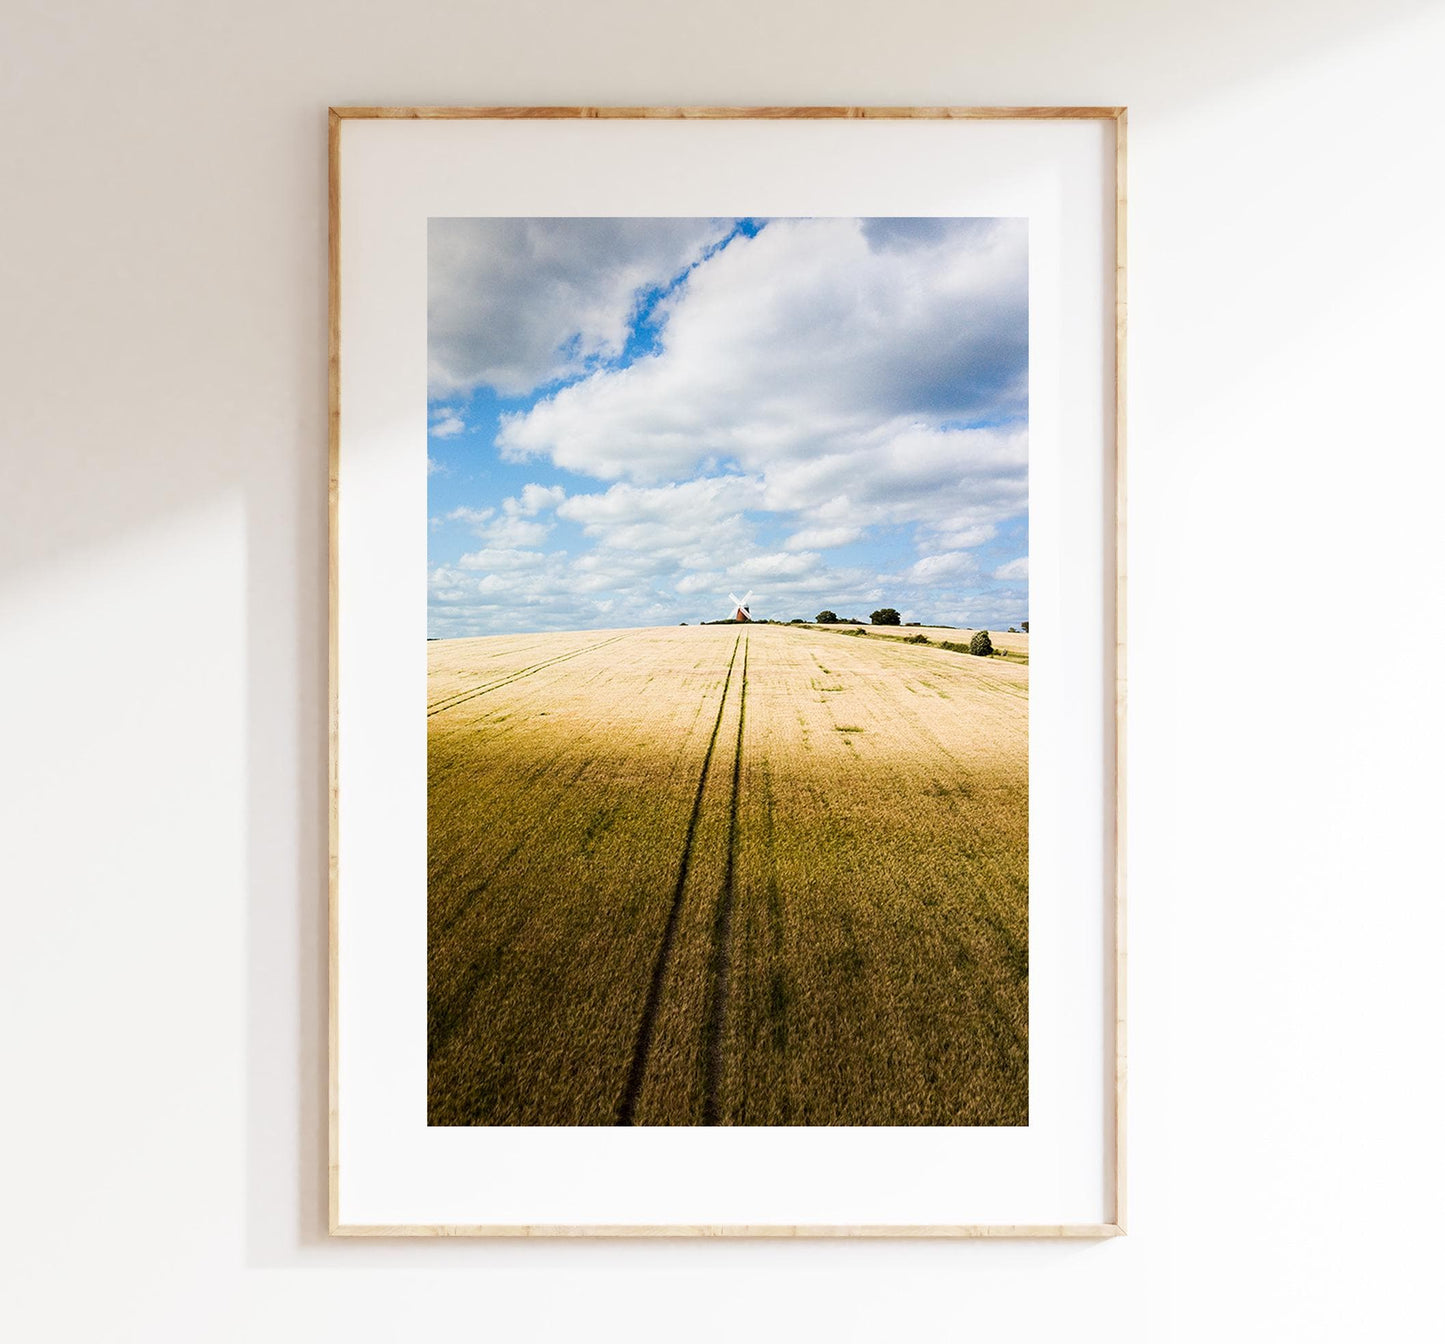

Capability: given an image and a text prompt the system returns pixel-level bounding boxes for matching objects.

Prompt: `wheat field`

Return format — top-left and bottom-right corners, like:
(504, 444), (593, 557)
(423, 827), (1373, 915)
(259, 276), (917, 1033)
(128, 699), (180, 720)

(428, 622), (1027, 1126)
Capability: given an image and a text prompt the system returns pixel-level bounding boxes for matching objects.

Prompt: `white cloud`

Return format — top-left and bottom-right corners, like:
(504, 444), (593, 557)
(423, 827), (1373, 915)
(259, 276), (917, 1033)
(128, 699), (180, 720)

(446, 483), (569, 550)
(445, 505), (494, 533)
(673, 571), (719, 595)
(486, 516), (553, 548)
(497, 216), (1026, 488)
(933, 590), (1030, 629)
(927, 522), (996, 550)
(558, 475), (764, 565)
(784, 525), (863, 551)
(760, 424), (1027, 543)
(515, 482), (566, 515)
(428, 554), (586, 637)
(906, 551), (983, 584)
(494, 219), (1027, 560)
(455, 548), (552, 572)
(429, 405), (467, 438)
(429, 218), (733, 397)
(993, 556), (1029, 580)
(730, 551), (822, 582)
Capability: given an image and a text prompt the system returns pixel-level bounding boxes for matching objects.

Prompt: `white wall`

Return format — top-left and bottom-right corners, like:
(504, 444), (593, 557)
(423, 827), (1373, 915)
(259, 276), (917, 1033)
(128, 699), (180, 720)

(2, 1), (1442, 1339)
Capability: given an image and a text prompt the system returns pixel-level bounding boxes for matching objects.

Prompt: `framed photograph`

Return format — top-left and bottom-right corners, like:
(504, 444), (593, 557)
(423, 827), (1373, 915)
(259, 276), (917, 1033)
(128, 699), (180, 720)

(329, 106), (1126, 1236)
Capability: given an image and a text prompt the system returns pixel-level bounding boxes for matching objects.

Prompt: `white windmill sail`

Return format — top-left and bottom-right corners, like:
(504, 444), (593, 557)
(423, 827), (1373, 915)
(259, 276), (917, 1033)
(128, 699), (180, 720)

(727, 590), (754, 622)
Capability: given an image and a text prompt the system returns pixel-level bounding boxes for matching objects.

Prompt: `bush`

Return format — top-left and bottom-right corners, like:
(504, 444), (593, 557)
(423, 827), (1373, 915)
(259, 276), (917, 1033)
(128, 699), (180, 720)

(969, 630), (994, 657)
(870, 607), (901, 625)
(816, 609), (838, 623)
(906, 633), (930, 644)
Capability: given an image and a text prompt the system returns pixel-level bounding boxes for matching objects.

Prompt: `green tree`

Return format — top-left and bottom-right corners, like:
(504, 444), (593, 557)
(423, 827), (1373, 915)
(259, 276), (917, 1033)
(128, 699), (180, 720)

(816, 609), (838, 623)
(870, 607), (901, 626)
(969, 630), (994, 657)
(1020, 621), (1029, 634)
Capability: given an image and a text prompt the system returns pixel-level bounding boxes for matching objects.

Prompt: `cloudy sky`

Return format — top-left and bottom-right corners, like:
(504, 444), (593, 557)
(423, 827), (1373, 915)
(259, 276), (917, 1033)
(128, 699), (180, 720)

(427, 216), (1028, 637)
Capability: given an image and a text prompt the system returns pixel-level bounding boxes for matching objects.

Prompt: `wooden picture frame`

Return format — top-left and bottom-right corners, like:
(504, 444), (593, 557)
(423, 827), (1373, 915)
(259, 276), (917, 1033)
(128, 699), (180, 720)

(329, 105), (1126, 1237)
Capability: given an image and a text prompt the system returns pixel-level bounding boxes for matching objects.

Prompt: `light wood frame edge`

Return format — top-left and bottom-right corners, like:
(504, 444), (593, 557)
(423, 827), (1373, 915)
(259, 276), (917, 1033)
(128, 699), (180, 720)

(329, 1222), (1124, 1238)
(327, 104), (1128, 1240)
(327, 106), (342, 1239)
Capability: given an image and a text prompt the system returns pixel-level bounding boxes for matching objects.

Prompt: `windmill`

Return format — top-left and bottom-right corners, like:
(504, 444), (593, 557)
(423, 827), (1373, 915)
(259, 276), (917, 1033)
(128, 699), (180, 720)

(727, 590), (754, 623)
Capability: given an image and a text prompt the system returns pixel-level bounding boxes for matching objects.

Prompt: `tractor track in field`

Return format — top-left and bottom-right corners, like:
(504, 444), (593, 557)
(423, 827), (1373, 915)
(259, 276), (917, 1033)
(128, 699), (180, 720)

(429, 752), (598, 946)
(426, 634), (630, 717)
(616, 633), (742, 1126)
(703, 636), (748, 1125)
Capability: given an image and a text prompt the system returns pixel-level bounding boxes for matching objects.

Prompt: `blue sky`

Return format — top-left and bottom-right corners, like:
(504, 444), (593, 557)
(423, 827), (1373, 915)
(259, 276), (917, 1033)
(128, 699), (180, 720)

(427, 216), (1028, 637)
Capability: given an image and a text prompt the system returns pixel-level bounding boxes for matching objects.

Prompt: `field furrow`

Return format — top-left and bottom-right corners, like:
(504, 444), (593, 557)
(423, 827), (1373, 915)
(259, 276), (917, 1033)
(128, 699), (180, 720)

(617, 634), (742, 1125)
(704, 635), (748, 1125)
(426, 632), (631, 715)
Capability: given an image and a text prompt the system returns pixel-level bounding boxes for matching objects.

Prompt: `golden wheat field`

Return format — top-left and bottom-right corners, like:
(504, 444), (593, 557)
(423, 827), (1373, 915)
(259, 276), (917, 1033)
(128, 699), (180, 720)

(428, 621), (1027, 1127)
